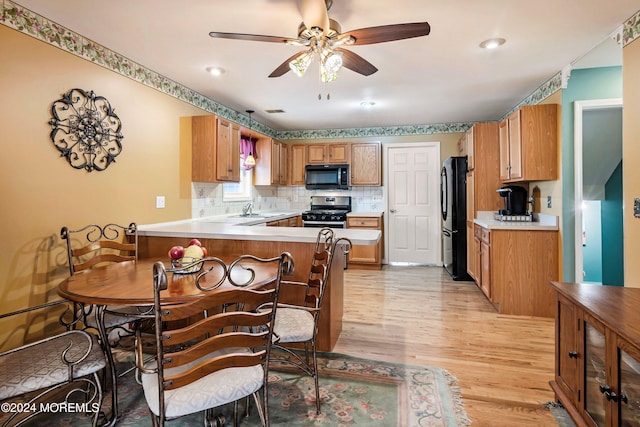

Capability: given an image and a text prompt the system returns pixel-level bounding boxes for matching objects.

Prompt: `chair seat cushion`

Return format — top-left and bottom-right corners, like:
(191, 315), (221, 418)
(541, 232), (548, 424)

(140, 347), (263, 418)
(0, 331), (106, 400)
(273, 307), (315, 343)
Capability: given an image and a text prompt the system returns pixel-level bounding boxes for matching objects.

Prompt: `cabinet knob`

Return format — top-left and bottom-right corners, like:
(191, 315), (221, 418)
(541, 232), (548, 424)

(599, 384), (618, 402)
(568, 351), (578, 359)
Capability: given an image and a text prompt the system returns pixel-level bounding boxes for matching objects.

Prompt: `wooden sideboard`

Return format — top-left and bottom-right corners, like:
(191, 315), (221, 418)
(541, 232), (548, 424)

(550, 282), (640, 426)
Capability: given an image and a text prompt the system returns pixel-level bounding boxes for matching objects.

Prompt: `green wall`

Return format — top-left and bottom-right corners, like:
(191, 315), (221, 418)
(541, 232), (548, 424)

(561, 66), (622, 282)
(601, 161), (624, 285)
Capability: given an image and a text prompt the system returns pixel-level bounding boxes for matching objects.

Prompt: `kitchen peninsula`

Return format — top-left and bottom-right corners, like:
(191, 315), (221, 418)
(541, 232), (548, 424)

(137, 214), (382, 351)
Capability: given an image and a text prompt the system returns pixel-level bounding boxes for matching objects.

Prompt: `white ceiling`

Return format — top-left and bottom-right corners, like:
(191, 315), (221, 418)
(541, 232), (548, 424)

(13, 0), (638, 132)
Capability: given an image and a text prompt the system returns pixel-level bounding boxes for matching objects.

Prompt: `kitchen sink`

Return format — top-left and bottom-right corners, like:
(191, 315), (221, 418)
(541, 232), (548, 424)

(230, 213), (266, 218)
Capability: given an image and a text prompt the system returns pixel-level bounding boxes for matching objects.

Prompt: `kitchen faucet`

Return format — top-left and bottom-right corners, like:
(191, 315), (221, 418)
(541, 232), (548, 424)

(242, 202), (254, 216)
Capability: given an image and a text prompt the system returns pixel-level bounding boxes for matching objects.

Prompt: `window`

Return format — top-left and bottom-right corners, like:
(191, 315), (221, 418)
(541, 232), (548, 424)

(223, 162), (252, 201)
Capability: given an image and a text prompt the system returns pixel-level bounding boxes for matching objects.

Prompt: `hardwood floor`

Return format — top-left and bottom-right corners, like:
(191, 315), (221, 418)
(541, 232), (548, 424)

(333, 265), (559, 426)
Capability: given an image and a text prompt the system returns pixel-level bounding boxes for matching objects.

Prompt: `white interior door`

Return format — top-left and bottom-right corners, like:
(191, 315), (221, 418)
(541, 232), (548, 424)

(384, 143), (441, 264)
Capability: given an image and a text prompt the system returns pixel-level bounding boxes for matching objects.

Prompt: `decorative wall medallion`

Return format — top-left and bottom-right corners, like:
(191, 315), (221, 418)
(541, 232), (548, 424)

(49, 88), (123, 172)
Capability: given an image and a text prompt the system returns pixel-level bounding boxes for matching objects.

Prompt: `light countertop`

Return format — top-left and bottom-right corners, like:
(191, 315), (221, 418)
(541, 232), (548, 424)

(138, 212), (381, 245)
(347, 212), (384, 218)
(473, 211), (559, 231)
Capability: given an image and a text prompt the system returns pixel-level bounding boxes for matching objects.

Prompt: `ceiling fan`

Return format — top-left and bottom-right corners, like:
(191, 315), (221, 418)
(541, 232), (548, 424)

(209, 0), (430, 82)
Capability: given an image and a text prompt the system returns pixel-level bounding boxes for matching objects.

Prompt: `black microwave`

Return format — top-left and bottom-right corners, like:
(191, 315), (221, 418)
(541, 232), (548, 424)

(305, 164), (350, 190)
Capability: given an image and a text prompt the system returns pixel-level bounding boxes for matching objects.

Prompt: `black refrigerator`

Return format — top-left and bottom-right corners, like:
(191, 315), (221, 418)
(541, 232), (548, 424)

(440, 156), (472, 281)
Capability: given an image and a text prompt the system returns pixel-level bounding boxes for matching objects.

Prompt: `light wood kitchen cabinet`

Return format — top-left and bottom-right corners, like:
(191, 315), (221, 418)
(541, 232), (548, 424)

(465, 122), (502, 220)
(550, 282), (640, 427)
(488, 228), (558, 317)
(467, 220), (476, 280)
(466, 126), (475, 171)
(499, 104), (558, 182)
(471, 224), (490, 299)
(465, 122), (502, 282)
(254, 138), (287, 186)
(307, 143), (349, 164)
(192, 115), (240, 182)
(266, 215), (300, 227)
(289, 144), (307, 186)
(347, 215), (382, 269)
(350, 142), (381, 186)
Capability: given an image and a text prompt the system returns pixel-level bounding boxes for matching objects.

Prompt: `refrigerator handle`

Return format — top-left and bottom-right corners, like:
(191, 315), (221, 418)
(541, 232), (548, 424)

(440, 166), (448, 221)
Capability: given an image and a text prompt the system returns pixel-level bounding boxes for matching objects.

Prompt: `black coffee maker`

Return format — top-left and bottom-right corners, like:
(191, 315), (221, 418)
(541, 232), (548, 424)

(497, 186), (528, 215)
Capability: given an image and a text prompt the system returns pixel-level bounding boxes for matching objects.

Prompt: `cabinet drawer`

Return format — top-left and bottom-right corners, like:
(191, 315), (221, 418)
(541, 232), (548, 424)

(474, 224), (482, 239)
(481, 228), (490, 244)
(347, 217), (380, 228)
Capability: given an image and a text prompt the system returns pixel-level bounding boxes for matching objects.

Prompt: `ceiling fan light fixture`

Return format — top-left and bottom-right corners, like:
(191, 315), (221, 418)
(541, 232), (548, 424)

(479, 38), (506, 49)
(322, 49), (343, 73)
(289, 50), (314, 77)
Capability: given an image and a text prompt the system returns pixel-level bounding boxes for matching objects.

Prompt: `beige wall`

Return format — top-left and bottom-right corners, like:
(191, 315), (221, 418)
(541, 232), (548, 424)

(0, 25), (202, 333)
(623, 38), (640, 287)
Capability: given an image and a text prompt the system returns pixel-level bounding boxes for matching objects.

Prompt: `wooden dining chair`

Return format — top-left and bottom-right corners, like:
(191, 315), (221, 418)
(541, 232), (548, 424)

(136, 252), (292, 427)
(0, 300), (107, 427)
(269, 228), (352, 414)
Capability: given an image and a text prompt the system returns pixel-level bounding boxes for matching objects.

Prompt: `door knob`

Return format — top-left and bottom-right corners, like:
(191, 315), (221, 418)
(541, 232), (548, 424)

(390, 209), (396, 213)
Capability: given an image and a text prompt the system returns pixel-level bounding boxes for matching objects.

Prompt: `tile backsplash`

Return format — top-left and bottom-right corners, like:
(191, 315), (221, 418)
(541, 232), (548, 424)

(191, 183), (385, 218)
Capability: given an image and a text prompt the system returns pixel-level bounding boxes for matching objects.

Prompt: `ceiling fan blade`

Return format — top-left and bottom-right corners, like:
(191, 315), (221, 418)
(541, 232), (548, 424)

(335, 48), (378, 76)
(268, 51), (307, 78)
(298, 0), (329, 33)
(343, 22), (431, 45)
(209, 31), (295, 44)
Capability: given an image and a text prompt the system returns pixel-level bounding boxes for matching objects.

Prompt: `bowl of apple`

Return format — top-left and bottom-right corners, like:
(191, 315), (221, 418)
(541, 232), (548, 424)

(168, 239), (208, 274)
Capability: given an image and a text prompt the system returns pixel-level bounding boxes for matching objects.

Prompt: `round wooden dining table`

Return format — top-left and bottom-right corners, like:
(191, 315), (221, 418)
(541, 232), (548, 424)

(58, 256), (277, 306)
(56, 255), (282, 426)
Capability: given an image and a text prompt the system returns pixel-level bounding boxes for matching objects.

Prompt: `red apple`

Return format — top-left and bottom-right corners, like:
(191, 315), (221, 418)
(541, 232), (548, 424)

(201, 246), (208, 257)
(188, 238), (202, 247)
(168, 245), (185, 260)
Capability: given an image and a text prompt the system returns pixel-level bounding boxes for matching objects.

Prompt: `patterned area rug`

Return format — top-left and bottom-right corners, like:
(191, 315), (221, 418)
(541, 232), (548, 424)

(10, 352), (470, 426)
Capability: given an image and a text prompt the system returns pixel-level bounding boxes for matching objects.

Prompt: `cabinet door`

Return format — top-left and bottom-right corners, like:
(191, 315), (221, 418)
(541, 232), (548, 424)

(307, 144), (326, 163)
(351, 143), (381, 185)
(466, 127), (475, 171)
(507, 110), (523, 181)
(583, 313), (608, 427)
(215, 118), (238, 182)
(466, 170), (475, 222)
(499, 119), (510, 181)
(192, 115), (216, 182)
(480, 239), (491, 298)
(289, 144), (307, 186)
(556, 295), (579, 404)
(466, 221), (475, 280)
(617, 339), (640, 426)
(327, 143), (349, 163)
(279, 142), (288, 185)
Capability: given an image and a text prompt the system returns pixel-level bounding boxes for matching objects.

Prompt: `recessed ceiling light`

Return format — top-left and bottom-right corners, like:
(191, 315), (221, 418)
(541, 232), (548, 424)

(360, 101), (376, 109)
(479, 38), (506, 49)
(205, 66), (225, 76)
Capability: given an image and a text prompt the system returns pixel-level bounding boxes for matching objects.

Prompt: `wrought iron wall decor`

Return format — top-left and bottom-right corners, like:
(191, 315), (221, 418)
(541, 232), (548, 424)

(49, 88), (123, 172)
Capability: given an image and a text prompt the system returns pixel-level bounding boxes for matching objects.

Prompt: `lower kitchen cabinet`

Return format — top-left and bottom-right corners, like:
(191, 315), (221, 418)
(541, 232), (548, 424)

(550, 282), (640, 427)
(347, 214), (382, 269)
(474, 225), (558, 317)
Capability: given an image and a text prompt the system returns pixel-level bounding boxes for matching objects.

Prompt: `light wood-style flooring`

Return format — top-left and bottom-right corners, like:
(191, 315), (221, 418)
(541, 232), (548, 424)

(333, 265), (558, 426)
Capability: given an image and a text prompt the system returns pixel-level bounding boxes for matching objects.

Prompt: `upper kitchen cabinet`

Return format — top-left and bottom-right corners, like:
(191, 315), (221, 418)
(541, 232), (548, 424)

(289, 144), (307, 186)
(350, 142), (381, 186)
(254, 138), (287, 186)
(499, 104), (558, 183)
(307, 143), (349, 164)
(466, 122), (502, 219)
(465, 126), (475, 171)
(192, 115), (240, 183)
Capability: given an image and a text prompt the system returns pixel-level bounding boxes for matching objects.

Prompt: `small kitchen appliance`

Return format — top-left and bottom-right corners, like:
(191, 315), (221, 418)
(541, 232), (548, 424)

(301, 195), (352, 228)
(496, 186), (528, 216)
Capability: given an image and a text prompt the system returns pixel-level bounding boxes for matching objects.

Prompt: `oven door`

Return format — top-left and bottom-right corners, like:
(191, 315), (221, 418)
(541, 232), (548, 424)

(302, 220), (346, 229)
